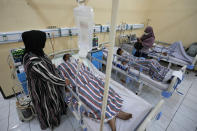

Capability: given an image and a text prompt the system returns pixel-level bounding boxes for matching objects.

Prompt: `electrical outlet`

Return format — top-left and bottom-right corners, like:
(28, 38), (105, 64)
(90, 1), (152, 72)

(126, 24), (129, 30)
(100, 25), (103, 32)
(0, 36), (3, 42)
(117, 25), (122, 31)
(107, 27), (110, 32)
(128, 24), (133, 30)
(122, 24), (127, 30)
(133, 24), (144, 29)
(44, 29), (60, 38)
(102, 25), (109, 32)
(3, 35), (8, 41)
(71, 28), (78, 36)
(61, 28), (69, 36)
(102, 26), (106, 32)
(68, 29), (72, 36)
(94, 26), (101, 33)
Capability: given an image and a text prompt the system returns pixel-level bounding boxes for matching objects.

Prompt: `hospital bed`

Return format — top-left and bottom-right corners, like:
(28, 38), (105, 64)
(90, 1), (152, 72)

(149, 41), (197, 69)
(49, 49), (164, 131)
(94, 47), (186, 97)
(120, 42), (197, 70)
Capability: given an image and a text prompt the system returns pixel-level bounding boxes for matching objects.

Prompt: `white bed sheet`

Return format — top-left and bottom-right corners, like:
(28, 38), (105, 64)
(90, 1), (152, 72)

(52, 55), (153, 131)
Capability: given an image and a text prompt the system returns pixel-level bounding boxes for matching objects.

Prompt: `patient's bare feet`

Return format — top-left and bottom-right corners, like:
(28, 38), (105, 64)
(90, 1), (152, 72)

(108, 117), (116, 131)
(117, 111), (132, 120)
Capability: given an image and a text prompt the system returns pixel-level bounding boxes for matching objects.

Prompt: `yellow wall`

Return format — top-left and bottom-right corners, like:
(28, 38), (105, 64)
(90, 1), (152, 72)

(0, 0), (148, 31)
(0, 0), (147, 97)
(147, 0), (197, 47)
(1, 0), (196, 97)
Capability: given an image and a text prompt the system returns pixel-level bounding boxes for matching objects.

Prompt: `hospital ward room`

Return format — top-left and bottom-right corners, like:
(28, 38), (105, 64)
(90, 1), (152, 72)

(1, 0), (197, 131)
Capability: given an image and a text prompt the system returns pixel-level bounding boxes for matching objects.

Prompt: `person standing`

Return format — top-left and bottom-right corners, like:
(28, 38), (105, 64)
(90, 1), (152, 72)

(22, 30), (69, 129)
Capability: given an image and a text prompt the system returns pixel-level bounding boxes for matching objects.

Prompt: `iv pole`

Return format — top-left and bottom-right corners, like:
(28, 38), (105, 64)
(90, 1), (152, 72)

(100, 0), (120, 131)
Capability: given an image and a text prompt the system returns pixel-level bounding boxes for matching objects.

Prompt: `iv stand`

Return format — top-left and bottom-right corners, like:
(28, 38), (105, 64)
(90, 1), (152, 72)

(99, 0), (120, 131)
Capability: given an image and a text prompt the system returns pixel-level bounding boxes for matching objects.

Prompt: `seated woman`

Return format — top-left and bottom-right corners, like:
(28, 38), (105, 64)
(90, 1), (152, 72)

(134, 26), (155, 58)
(117, 48), (172, 82)
(58, 54), (132, 131)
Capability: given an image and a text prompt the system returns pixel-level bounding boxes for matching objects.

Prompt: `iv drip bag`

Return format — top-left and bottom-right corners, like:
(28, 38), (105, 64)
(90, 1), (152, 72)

(74, 5), (94, 58)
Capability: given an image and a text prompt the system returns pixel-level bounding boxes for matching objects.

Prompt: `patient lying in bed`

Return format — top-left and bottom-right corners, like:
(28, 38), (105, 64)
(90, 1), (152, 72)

(57, 54), (132, 131)
(116, 48), (172, 82)
(151, 42), (193, 64)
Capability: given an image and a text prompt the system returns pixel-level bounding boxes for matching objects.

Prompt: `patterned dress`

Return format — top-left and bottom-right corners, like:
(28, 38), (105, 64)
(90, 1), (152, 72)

(23, 53), (67, 129)
(58, 60), (123, 121)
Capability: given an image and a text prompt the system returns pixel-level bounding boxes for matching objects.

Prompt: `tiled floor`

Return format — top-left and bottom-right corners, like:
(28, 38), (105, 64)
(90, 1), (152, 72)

(147, 72), (197, 131)
(0, 72), (197, 131)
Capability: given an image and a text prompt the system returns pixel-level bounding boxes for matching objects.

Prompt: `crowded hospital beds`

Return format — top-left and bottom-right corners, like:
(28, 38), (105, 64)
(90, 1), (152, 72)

(49, 49), (164, 131)
(101, 47), (186, 97)
(120, 41), (197, 69)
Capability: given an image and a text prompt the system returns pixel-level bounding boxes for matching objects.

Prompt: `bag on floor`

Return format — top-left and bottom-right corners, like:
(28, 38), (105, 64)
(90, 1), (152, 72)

(186, 42), (197, 57)
(134, 42), (143, 50)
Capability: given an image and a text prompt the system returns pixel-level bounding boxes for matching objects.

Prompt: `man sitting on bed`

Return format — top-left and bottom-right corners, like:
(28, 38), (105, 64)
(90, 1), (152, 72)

(116, 48), (172, 82)
(58, 54), (132, 131)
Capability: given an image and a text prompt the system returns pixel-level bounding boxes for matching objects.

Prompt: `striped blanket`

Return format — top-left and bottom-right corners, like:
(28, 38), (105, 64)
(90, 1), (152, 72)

(130, 59), (170, 82)
(58, 60), (123, 121)
(116, 54), (170, 82)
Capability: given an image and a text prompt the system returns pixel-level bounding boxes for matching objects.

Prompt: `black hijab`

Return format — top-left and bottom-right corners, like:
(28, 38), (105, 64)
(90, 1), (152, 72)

(22, 30), (46, 57)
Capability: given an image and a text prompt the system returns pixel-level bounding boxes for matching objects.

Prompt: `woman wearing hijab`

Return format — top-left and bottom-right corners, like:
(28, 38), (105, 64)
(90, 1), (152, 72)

(22, 30), (69, 129)
(134, 26), (155, 58)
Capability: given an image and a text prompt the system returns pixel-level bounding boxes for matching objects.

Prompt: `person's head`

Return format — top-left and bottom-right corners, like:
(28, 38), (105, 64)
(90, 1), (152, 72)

(63, 54), (71, 62)
(22, 30), (46, 56)
(122, 61), (127, 65)
(144, 26), (154, 37)
(117, 48), (123, 56)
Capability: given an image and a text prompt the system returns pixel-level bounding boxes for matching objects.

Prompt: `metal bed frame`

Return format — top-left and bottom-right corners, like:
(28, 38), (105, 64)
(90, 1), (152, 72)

(148, 41), (197, 70)
(88, 50), (186, 98)
(48, 49), (164, 131)
(119, 42), (197, 70)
